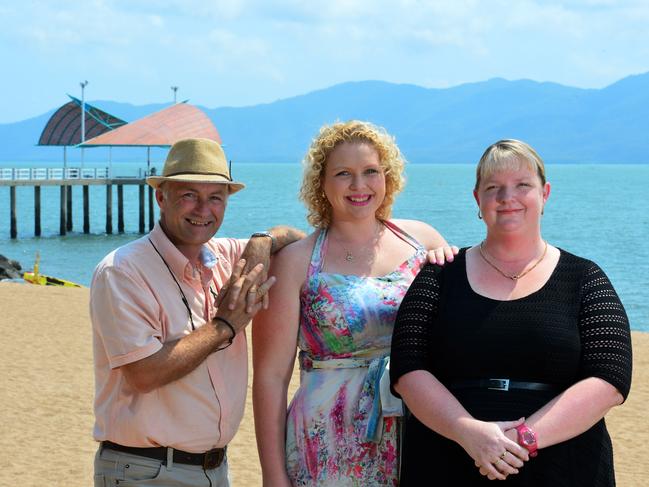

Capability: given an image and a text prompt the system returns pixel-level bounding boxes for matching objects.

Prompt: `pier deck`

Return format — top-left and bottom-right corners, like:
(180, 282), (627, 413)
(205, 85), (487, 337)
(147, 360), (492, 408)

(1, 167), (155, 238)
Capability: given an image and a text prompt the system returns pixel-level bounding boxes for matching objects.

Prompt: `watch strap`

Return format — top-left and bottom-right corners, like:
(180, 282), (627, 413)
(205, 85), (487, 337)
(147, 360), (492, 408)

(250, 231), (276, 251)
(515, 424), (538, 457)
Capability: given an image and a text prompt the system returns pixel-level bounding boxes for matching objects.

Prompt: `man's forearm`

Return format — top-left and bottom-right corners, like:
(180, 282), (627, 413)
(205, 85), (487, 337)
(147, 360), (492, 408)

(267, 225), (306, 253)
(241, 226), (305, 277)
(120, 319), (234, 393)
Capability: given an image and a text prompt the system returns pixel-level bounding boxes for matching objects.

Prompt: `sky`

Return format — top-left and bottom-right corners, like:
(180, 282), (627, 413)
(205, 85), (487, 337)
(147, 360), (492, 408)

(1, 0), (649, 123)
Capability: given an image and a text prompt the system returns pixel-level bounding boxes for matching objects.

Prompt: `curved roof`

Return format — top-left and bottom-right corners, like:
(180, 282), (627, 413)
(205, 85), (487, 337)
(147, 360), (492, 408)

(81, 103), (221, 147)
(38, 96), (127, 146)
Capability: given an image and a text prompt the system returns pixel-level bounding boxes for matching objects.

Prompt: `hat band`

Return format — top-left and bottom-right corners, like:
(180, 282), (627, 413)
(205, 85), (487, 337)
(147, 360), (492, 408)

(164, 171), (232, 181)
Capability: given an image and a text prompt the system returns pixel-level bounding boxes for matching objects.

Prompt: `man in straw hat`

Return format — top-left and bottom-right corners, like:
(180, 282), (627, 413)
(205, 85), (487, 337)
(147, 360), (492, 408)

(90, 138), (304, 486)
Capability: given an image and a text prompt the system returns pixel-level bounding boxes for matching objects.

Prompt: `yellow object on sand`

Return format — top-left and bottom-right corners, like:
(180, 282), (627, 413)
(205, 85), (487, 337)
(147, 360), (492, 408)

(23, 271), (82, 287)
(22, 252), (82, 287)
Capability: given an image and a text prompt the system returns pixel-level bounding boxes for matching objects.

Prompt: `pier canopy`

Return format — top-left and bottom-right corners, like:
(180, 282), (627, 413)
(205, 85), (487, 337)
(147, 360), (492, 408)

(80, 102), (221, 148)
(38, 95), (127, 146)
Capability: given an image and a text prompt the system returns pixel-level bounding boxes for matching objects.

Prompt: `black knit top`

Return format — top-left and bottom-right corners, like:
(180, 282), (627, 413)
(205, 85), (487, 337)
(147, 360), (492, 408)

(390, 248), (632, 486)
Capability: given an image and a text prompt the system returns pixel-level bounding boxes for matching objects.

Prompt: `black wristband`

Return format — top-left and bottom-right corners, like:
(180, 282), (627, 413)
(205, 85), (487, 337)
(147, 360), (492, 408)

(213, 317), (236, 351)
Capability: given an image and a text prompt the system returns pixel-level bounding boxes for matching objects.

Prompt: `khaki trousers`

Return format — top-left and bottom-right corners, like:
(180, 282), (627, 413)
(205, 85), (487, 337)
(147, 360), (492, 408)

(94, 444), (230, 487)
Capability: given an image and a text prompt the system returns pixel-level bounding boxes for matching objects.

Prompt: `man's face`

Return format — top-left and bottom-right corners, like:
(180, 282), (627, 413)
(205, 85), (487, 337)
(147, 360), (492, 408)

(156, 181), (229, 254)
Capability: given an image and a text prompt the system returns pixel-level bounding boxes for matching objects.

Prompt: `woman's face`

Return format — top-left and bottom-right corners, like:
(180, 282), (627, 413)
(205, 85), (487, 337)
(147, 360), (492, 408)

(473, 162), (550, 235)
(322, 141), (386, 224)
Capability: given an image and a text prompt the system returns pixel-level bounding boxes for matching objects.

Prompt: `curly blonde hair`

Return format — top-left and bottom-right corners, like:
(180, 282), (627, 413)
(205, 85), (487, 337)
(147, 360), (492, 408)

(299, 120), (406, 228)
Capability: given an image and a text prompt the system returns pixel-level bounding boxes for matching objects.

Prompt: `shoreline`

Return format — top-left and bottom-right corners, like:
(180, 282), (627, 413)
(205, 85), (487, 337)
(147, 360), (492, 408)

(0, 282), (646, 486)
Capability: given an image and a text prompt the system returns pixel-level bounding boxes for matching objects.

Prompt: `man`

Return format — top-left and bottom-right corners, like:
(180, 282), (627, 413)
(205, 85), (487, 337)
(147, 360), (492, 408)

(91, 138), (304, 486)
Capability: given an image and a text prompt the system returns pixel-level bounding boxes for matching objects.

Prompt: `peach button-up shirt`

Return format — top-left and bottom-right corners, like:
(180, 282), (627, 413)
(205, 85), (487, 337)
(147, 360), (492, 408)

(90, 223), (247, 452)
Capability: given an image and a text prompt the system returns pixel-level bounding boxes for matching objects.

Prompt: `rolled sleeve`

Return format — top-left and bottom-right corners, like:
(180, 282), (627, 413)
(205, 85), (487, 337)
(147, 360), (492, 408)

(91, 265), (163, 369)
(212, 238), (247, 263)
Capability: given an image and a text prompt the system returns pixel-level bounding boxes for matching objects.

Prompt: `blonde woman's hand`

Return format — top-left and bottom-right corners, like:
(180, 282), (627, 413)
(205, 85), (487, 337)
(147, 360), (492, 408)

(427, 245), (459, 265)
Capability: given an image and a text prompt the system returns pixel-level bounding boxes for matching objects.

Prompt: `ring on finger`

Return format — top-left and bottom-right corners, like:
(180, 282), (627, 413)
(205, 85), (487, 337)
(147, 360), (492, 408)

(500, 451), (507, 460)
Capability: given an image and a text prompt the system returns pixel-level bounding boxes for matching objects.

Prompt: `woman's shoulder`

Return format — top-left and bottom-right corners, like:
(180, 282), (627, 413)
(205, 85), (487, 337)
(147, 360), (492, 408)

(555, 247), (601, 274)
(272, 230), (318, 265)
(390, 218), (433, 234)
(389, 219), (445, 248)
(268, 232), (319, 288)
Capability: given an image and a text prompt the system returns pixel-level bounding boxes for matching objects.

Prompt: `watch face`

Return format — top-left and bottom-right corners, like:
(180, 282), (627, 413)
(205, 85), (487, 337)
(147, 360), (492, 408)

(521, 431), (536, 445)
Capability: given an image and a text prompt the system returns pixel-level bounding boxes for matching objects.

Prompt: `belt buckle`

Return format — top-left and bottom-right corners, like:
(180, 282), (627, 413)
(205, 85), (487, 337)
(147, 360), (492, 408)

(203, 448), (225, 470)
(488, 378), (510, 391)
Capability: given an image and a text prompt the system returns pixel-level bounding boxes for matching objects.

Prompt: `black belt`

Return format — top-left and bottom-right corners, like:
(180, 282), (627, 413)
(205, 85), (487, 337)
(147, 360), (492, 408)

(102, 441), (226, 470)
(448, 378), (560, 392)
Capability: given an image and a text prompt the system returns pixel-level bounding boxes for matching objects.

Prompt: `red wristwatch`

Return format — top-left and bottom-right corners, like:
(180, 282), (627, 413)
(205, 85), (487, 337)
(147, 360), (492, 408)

(515, 424), (538, 457)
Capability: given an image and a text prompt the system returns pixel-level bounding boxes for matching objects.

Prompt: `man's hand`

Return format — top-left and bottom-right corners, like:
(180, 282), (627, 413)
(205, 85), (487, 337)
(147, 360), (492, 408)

(240, 236), (273, 308)
(237, 226), (306, 308)
(214, 259), (276, 338)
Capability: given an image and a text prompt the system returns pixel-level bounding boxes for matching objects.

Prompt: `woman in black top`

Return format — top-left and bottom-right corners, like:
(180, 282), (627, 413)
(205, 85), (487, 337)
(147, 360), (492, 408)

(390, 139), (632, 486)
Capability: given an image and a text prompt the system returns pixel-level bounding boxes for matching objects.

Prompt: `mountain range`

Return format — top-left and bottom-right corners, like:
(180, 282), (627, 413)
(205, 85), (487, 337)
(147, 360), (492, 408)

(2, 72), (649, 164)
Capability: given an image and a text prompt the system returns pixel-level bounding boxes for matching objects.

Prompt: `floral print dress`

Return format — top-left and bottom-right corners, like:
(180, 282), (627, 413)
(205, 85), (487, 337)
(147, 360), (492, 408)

(285, 221), (427, 486)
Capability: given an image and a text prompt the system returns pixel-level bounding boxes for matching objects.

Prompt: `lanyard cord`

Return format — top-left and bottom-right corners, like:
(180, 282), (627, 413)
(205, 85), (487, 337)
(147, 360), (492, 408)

(148, 237), (197, 330)
(147, 238), (230, 351)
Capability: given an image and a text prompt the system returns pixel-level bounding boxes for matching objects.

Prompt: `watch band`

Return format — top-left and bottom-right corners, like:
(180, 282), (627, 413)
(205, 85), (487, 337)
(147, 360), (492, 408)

(250, 231), (276, 250)
(515, 424), (538, 457)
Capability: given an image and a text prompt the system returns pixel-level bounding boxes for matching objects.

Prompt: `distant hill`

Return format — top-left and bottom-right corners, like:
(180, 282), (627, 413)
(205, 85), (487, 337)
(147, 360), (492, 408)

(2, 73), (648, 164)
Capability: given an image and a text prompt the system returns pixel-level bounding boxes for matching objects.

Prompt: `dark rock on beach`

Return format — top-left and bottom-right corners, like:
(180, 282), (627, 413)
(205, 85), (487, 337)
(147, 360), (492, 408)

(0, 254), (23, 280)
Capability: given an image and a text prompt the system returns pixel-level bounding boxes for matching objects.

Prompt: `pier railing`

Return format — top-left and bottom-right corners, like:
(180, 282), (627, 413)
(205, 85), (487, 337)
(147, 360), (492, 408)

(0, 167), (110, 180)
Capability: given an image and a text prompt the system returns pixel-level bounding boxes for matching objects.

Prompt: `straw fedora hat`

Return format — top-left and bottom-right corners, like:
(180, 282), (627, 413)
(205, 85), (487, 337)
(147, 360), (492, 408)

(146, 138), (245, 193)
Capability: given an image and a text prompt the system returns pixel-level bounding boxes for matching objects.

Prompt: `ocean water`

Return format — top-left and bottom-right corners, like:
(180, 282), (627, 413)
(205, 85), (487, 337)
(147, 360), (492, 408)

(1, 162), (647, 331)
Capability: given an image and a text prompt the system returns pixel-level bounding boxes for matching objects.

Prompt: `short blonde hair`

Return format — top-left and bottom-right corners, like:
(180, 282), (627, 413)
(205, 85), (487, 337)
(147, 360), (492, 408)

(475, 139), (546, 191)
(300, 120), (406, 228)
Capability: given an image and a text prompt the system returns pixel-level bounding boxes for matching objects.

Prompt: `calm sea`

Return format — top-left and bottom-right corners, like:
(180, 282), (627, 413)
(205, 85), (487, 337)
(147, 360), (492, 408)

(1, 162), (647, 331)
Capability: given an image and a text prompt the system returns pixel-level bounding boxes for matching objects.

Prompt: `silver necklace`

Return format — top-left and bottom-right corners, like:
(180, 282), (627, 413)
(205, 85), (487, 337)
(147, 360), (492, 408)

(330, 222), (381, 263)
(479, 240), (548, 280)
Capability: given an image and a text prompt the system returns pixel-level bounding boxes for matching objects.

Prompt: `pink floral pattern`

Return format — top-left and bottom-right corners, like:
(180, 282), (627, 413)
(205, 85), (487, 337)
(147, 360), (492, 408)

(285, 222), (426, 486)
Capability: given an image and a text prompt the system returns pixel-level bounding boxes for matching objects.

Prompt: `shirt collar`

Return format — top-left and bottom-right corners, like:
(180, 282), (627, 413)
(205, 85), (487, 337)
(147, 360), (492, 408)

(149, 222), (219, 282)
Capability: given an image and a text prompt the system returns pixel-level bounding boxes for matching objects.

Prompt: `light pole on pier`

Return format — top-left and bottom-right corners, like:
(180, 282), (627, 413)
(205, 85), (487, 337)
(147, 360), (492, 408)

(80, 80), (89, 169)
(171, 86), (178, 104)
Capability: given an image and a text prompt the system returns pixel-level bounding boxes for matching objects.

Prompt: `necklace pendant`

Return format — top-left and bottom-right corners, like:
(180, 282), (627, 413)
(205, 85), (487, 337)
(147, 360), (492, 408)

(345, 252), (354, 262)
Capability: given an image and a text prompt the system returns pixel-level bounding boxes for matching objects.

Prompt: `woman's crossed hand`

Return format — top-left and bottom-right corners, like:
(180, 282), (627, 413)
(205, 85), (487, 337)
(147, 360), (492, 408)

(456, 417), (529, 481)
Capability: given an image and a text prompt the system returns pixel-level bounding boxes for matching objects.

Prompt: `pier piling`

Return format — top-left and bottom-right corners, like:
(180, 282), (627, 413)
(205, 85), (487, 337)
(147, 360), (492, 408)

(66, 186), (73, 231)
(106, 184), (113, 234)
(83, 185), (90, 234)
(59, 185), (67, 236)
(117, 185), (124, 233)
(139, 185), (145, 233)
(34, 186), (41, 237)
(10, 186), (17, 239)
(148, 186), (154, 231)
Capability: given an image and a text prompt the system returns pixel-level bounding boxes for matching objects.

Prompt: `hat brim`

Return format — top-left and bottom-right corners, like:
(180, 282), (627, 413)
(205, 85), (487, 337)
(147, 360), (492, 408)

(146, 174), (245, 194)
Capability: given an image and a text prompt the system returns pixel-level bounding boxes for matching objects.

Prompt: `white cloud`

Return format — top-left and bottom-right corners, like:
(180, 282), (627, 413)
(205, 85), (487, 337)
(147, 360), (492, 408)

(1, 0), (649, 122)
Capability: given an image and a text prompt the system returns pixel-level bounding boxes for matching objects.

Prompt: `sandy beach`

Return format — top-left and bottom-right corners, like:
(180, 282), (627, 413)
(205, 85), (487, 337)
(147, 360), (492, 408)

(0, 282), (646, 486)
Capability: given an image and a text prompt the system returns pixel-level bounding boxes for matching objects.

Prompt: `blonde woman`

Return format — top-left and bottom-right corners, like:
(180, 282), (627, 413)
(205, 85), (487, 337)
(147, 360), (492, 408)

(253, 121), (454, 486)
(390, 139), (632, 486)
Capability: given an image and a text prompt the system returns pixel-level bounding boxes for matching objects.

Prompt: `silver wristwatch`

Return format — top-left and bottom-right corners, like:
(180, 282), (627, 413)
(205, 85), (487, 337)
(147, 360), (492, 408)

(250, 231), (276, 251)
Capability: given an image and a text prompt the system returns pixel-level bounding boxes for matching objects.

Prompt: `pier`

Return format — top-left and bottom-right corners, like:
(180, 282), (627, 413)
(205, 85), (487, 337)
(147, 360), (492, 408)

(3, 98), (222, 239)
(0, 167), (155, 238)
